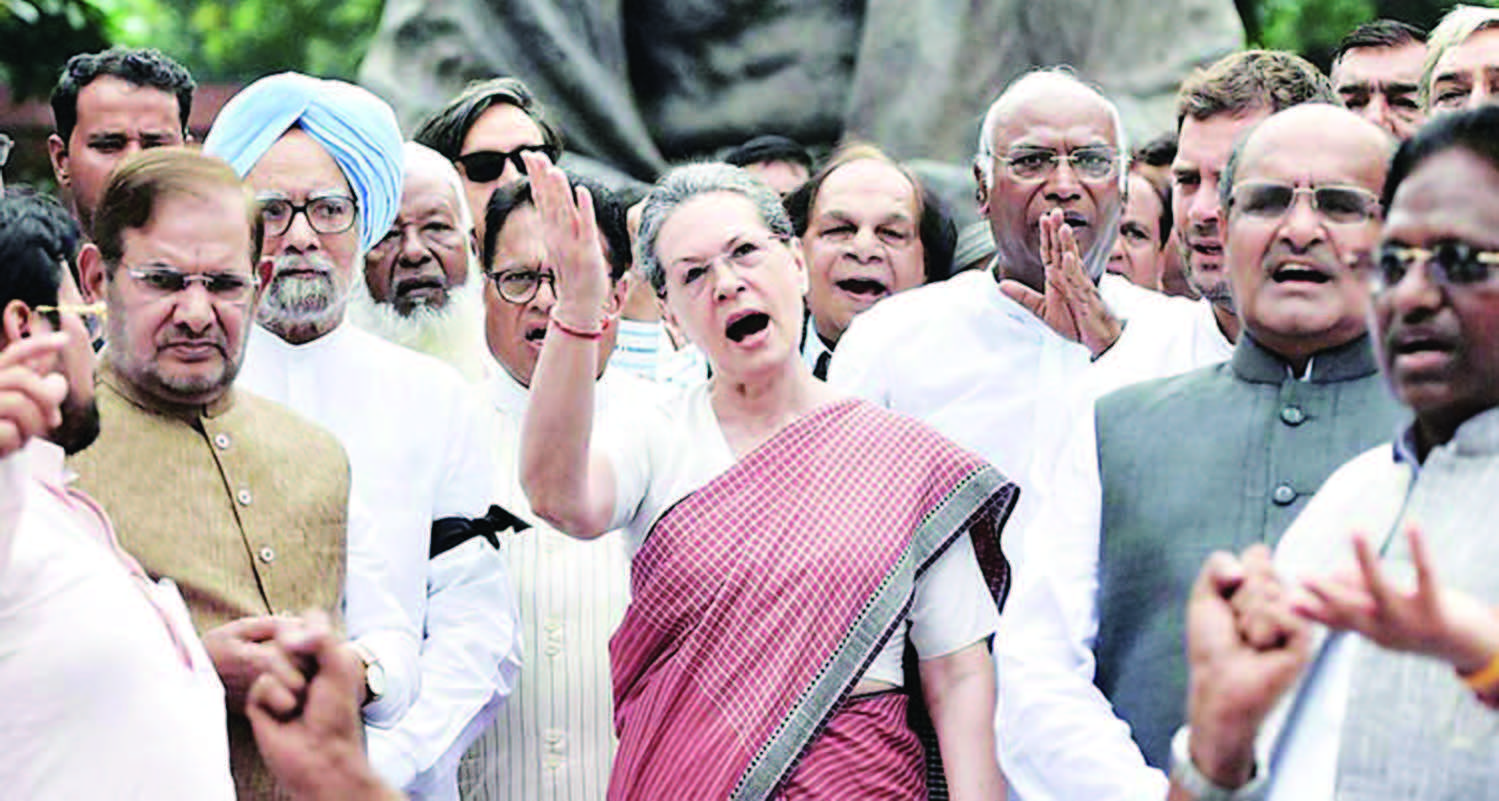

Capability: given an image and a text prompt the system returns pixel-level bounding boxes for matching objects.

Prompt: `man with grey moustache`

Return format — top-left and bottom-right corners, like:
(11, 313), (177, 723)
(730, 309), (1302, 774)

(205, 73), (522, 801)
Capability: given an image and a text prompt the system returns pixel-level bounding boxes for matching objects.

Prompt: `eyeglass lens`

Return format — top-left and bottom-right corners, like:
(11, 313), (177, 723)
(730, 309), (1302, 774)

(1235, 184), (1376, 223)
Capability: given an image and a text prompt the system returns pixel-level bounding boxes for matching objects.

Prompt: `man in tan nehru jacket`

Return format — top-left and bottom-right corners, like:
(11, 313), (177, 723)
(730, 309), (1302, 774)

(70, 147), (418, 800)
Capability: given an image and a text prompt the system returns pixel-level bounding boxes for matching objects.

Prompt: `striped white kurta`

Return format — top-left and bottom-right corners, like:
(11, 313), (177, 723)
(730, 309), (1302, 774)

(459, 366), (660, 800)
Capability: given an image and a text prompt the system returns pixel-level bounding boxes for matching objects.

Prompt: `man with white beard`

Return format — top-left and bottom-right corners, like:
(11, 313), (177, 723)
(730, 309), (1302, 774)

(203, 73), (522, 801)
(348, 142), (492, 381)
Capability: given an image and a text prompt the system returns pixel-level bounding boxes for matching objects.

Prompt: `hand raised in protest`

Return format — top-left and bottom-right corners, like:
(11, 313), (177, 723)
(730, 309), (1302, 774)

(521, 149), (611, 329)
(1296, 527), (1499, 677)
(247, 611), (402, 801)
(0, 334), (69, 459)
(1183, 547), (1311, 789)
(1000, 209), (1123, 357)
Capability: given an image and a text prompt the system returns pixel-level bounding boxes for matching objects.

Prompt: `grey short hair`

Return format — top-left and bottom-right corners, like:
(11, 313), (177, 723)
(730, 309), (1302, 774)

(1422, 5), (1499, 109)
(973, 68), (1130, 194)
(635, 162), (795, 294)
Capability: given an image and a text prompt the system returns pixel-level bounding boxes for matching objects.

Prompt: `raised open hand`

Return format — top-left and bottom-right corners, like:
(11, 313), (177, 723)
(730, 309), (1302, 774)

(520, 150), (612, 329)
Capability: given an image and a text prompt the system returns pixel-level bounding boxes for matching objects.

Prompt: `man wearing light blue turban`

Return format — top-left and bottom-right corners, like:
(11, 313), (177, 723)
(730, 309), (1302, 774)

(206, 73), (522, 801)
(205, 72), (403, 255)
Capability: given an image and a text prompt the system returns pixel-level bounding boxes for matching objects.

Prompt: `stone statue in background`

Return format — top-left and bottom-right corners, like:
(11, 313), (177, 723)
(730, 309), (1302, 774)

(360, 0), (1244, 183)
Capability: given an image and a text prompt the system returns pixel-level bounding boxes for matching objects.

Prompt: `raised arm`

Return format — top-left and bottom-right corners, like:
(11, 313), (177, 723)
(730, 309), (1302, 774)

(518, 152), (620, 539)
(0, 334), (69, 578)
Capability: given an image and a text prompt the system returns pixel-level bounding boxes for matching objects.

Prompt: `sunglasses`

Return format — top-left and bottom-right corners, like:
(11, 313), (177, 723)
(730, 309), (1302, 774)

(455, 145), (560, 183)
(1364, 242), (1499, 294)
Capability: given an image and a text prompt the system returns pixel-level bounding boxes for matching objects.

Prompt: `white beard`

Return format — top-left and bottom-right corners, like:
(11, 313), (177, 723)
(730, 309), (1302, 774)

(346, 272), (492, 383)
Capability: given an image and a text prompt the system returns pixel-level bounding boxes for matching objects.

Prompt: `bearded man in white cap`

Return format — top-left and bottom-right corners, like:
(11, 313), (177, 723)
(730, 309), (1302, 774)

(204, 73), (522, 801)
(347, 142), (492, 381)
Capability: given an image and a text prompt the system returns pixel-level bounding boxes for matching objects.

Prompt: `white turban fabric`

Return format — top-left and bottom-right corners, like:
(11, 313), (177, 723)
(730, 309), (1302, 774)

(203, 72), (404, 253)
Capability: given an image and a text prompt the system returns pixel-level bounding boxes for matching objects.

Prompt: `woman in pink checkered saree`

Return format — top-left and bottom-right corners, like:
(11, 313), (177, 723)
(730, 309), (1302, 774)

(519, 152), (1015, 800)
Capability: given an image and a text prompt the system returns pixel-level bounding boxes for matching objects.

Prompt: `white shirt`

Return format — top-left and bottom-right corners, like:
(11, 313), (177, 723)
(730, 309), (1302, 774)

(240, 323), (521, 798)
(0, 441), (234, 800)
(602, 382), (1000, 685)
(832, 269), (1232, 801)
(829, 268), (1096, 581)
(459, 365), (654, 801)
(1092, 276), (1234, 397)
(608, 318), (709, 389)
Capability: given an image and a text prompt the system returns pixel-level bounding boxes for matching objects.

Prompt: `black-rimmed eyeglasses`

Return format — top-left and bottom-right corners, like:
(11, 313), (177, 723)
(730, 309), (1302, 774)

(258, 194), (358, 236)
(487, 268), (555, 304)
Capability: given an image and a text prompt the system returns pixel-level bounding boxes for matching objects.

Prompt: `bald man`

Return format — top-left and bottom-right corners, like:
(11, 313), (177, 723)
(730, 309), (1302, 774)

(997, 104), (1408, 800)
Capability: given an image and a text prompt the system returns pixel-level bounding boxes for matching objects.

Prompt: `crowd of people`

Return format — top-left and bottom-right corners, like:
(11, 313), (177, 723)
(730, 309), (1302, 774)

(3, 6), (1499, 801)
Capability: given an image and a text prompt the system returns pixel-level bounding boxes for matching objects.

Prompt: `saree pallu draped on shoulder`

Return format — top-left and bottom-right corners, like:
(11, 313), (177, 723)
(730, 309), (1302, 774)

(608, 399), (1016, 800)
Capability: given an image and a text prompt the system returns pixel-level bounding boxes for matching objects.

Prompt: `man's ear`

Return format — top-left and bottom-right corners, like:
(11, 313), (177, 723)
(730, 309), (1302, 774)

(47, 134), (70, 187)
(78, 244), (107, 303)
(1, 298), (37, 348)
(604, 271), (631, 316)
(974, 164), (991, 214)
(253, 258), (275, 304)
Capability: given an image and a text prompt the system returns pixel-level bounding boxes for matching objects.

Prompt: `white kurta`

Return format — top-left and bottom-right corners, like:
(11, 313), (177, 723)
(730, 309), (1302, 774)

(239, 322), (521, 800)
(0, 440), (234, 800)
(459, 365), (656, 801)
(829, 268), (1097, 579)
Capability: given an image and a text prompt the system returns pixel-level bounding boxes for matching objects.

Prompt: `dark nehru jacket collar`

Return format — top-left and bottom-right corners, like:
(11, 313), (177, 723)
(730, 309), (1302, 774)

(1231, 332), (1380, 385)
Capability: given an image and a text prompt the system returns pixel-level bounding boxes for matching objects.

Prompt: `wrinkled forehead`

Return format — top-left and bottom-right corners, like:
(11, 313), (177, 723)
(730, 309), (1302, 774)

(658, 192), (774, 262)
(1434, 25), (1499, 82)
(249, 128), (353, 196)
(1235, 108), (1391, 191)
(1333, 42), (1426, 87)
(814, 159), (920, 217)
(989, 82), (1118, 152)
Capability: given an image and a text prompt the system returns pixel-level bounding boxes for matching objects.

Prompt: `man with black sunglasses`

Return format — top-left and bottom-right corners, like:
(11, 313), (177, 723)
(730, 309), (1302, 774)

(1169, 101), (1499, 801)
(413, 77), (563, 242)
(996, 104), (1410, 801)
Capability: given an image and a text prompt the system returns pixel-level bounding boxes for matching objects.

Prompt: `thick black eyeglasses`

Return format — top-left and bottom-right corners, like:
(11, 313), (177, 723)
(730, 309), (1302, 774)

(258, 195), (358, 236)
(487, 268), (556, 304)
(455, 145), (560, 183)
(1364, 242), (1499, 293)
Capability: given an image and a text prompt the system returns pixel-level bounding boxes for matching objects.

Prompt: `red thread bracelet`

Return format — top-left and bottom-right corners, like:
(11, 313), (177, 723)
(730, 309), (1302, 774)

(549, 313), (605, 340)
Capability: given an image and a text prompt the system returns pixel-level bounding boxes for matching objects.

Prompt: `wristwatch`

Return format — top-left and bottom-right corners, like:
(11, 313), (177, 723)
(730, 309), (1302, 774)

(1170, 726), (1269, 801)
(350, 641), (387, 704)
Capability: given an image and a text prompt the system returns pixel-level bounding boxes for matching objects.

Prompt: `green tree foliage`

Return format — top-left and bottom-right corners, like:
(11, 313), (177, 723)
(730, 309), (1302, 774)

(91, 0), (382, 82)
(1258, 0), (1376, 68)
(1245, 0), (1499, 70)
(1, 0), (111, 100)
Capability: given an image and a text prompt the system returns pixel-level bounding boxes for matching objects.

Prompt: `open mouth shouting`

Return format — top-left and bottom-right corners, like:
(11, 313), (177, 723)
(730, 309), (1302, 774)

(1269, 261), (1335, 286)
(523, 318), (549, 349)
(724, 309), (771, 345)
(835, 277), (890, 302)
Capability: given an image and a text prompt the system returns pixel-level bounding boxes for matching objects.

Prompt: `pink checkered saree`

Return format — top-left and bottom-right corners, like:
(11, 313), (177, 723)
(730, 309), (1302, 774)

(607, 399), (1016, 800)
